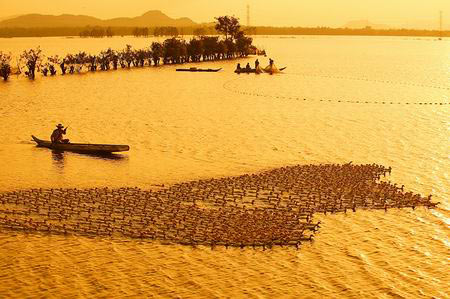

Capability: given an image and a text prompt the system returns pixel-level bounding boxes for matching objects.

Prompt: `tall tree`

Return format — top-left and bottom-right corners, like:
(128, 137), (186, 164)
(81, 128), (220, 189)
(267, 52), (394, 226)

(187, 38), (203, 62)
(151, 42), (163, 66)
(235, 31), (253, 57)
(215, 16), (241, 41)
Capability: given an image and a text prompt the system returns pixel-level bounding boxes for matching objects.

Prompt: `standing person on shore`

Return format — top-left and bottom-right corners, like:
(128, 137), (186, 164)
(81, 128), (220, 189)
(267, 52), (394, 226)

(255, 59), (259, 68)
(51, 124), (70, 144)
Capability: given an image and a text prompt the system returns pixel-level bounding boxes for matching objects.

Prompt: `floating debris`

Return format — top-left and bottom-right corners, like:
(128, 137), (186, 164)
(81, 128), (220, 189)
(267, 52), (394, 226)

(0, 164), (438, 249)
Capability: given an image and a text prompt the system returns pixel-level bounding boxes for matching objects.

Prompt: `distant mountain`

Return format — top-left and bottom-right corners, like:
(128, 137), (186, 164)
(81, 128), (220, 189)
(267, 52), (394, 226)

(0, 14), (103, 28)
(0, 10), (197, 28)
(343, 20), (390, 30)
(0, 14), (22, 22)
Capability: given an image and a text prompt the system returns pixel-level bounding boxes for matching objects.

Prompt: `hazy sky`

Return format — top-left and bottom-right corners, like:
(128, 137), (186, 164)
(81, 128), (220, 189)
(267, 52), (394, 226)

(0, 0), (448, 28)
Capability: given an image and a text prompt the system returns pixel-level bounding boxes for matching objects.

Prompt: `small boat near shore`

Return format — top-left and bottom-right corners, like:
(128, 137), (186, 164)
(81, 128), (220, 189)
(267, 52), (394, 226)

(176, 67), (222, 72)
(235, 66), (264, 74)
(235, 66), (286, 74)
(235, 68), (257, 74)
(31, 135), (130, 154)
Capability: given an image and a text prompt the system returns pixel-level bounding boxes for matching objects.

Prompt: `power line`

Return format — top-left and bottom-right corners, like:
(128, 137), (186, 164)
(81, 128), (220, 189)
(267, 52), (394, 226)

(247, 4), (250, 27)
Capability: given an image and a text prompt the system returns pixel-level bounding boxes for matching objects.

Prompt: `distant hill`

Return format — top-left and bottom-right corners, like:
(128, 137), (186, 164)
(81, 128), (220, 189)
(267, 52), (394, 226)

(343, 20), (390, 30)
(0, 10), (196, 28)
(0, 14), (22, 22)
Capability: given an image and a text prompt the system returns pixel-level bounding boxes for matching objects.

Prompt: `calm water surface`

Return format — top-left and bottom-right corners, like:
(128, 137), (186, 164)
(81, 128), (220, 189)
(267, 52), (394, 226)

(0, 36), (449, 298)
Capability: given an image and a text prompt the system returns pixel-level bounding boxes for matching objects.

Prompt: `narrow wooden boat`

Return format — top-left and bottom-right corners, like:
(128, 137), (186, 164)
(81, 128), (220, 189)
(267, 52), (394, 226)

(31, 135), (130, 153)
(176, 67), (222, 72)
(235, 66), (284, 74)
(235, 68), (257, 74)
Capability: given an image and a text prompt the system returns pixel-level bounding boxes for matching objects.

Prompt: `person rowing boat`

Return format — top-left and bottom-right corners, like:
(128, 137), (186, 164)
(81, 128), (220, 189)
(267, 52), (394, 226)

(51, 124), (70, 144)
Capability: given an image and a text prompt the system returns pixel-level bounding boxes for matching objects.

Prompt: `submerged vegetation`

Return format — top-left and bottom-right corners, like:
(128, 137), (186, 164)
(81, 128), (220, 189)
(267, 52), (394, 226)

(0, 51), (12, 81)
(2, 16), (256, 80)
(20, 47), (42, 79)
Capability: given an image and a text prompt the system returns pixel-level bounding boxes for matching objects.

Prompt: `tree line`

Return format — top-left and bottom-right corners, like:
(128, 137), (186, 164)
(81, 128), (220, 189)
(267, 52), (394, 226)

(245, 26), (449, 37)
(1, 25), (448, 38)
(79, 26), (114, 38)
(0, 16), (255, 81)
(0, 26), (219, 38)
(79, 26), (190, 38)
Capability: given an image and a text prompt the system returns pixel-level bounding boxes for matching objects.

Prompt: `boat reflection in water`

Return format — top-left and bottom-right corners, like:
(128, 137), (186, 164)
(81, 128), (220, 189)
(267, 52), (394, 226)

(51, 150), (65, 171)
(50, 149), (128, 162)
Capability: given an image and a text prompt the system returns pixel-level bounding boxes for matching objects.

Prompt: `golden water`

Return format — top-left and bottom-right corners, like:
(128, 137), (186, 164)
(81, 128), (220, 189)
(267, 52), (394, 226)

(0, 36), (448, 297)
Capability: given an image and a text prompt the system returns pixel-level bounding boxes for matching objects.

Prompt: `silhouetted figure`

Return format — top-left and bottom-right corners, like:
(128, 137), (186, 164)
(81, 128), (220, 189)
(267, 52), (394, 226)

(51, 124), (70, 144)
(245, 63), (251, 70)
(236, 63), (241, 71)
(269, 58), (274, 66)
(255, 59), (259, 68)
